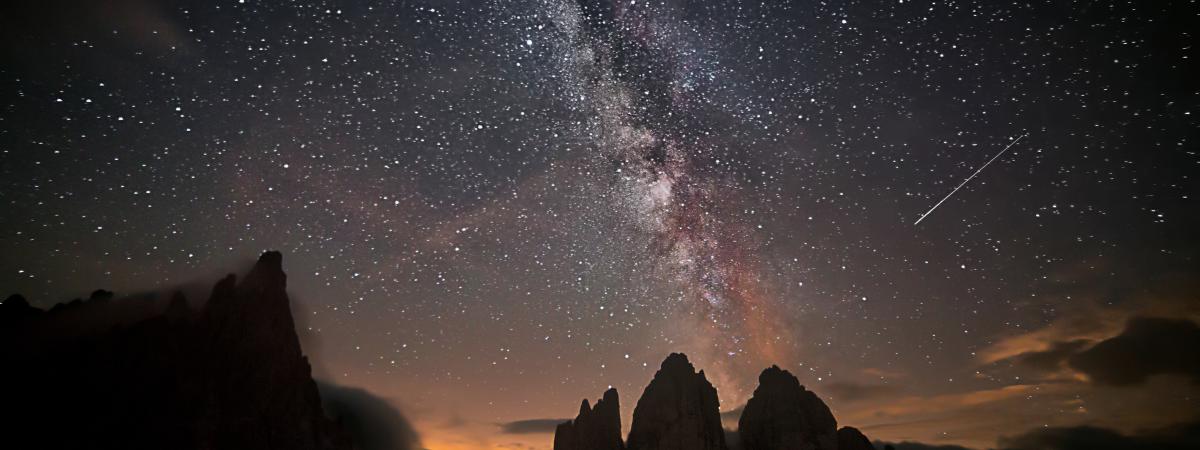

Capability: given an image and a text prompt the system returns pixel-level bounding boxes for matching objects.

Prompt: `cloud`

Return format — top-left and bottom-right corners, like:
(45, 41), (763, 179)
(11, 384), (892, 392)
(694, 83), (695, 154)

(1067, 317), (1200, 386)
(873, 441), (974, 450)
(977, 274), (1200, 368)
(721, 405), (745, 422)
(317, 381), (422, 450)
(725, 427), (742, 450)
(824, 381), (903, 402)
(996, 420), (1200, 450)
(848, 281), (1200, 449)
(869, 384), (1037, 417)
(835, 384), (1050, 449)
(1009, 340), (1090, 373)
(977, 307), (1124, 366)
(988, 316), (1200, 386)
(861, 367), (909, 379)
(497, 418), (568, 434)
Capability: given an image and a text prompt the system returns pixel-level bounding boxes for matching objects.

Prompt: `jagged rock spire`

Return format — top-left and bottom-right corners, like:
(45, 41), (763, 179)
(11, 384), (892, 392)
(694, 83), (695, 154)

(0, 251), (352, 450)
(626, 353), (728, 450)
(554, 387), (624, 450)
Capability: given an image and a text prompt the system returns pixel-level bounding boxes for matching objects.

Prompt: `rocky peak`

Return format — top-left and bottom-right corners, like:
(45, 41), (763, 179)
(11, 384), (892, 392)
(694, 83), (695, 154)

(0, 294), (41, 328)
(738, 365), (838, 450)
(245, 250), (287, 291)
(627, 353), (727, 450)
(0, 251), (351, 450)
(660, 352), (694, 374)
(554, 387), (624, 450)
(1, 294), (35, 314)
(204, 251), (302, 359)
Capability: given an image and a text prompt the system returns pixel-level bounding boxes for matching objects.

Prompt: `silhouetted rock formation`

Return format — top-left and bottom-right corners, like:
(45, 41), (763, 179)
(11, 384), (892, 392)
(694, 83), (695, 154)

(627, 353), (729, 450)
(0, 293), (40, 326)
(837, 427), (875, 450)
(0, 251), (352, 450)
(554, 387), (625, 450)
(738, 365), (838, 450)
(548, 354), (878, 450)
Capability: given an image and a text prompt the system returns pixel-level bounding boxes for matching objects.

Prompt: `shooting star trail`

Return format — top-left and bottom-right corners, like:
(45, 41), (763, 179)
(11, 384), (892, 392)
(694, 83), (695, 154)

(914, 133), (1029, 225)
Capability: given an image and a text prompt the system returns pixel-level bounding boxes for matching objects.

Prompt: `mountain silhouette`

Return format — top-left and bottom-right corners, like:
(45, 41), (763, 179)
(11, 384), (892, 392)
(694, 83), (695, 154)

(554, 387), (625, 450)
(739, 365), (838, 450)
(553, 354), (878, 450)
(627, 353), (729, 450)
(0, 251), (353, 450)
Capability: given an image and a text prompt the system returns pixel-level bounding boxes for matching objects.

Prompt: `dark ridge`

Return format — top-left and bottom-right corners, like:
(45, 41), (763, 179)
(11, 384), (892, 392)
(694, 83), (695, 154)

(0, 251), (353, 450)
(554, 387), (625, 450)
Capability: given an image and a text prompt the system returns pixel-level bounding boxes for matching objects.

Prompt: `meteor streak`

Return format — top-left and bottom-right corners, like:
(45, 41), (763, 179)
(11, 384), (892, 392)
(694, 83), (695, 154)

(914, 133), (1029, 225)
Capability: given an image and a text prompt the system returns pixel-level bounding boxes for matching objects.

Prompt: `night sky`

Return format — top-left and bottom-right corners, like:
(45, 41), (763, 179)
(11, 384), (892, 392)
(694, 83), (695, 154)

(2, 1), (1198, 449)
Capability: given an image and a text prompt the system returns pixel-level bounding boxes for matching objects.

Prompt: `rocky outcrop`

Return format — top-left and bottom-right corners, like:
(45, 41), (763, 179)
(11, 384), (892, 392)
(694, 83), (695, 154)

(0, 251), (352, 450)
(554, 387), (625, 450)
(549, 355), (877, 450)
(836, 426), (875, 450)
(627, 353), (728, 450)
(0, 294), (41, 326)
(738, 366), (838, 450)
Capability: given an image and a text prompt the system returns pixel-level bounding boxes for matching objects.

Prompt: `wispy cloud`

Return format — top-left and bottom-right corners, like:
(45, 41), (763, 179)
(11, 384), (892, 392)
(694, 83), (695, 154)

(497, 419), (568, 435)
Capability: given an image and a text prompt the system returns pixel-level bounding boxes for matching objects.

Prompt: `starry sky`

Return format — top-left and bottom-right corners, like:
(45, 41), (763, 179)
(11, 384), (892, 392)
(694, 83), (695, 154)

(2, 1), (1198, 449)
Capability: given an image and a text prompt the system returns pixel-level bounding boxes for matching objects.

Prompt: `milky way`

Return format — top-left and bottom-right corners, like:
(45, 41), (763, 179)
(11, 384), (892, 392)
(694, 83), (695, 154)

(534, 0), (794, 395)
